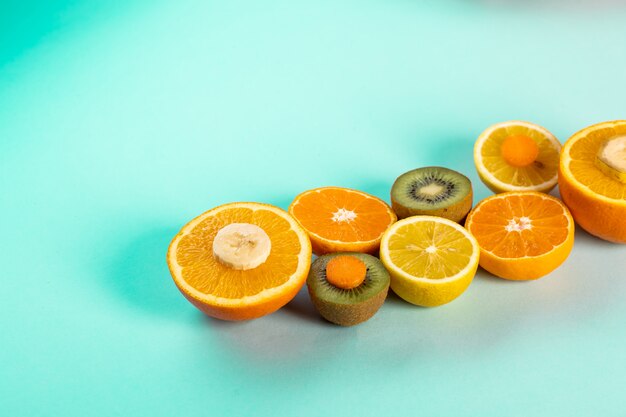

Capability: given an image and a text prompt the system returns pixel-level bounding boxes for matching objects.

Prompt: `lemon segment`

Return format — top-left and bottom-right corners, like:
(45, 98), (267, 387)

(475, 121), (561, 193)
(380, 216), (480, 307)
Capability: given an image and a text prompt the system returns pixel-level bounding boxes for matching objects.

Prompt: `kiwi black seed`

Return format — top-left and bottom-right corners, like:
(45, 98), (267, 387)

(390, 166), (473, 223)
(307, 253), (390, 327)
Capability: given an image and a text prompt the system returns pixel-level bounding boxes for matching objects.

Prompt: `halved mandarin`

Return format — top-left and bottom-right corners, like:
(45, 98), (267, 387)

(167, 202), (312, 321)
(558, 120), (626, 243)
(288, 187), (397, 255)
(465, 192), (574, 280)
(474, 121), (561, 193)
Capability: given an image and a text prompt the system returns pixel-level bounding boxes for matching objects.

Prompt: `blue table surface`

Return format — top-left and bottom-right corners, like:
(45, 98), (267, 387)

(1, 1), (625, 416)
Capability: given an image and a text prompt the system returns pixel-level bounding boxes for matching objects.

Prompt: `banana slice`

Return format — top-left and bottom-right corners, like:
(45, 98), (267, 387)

(212, 223), (271, 270)
(596, 136), (626, 183)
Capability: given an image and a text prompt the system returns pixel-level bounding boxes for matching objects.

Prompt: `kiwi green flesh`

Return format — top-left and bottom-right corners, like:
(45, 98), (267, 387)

(391, 166), (473, 221)
(307, 253), (390, 306)
(307, 252), (390, 326)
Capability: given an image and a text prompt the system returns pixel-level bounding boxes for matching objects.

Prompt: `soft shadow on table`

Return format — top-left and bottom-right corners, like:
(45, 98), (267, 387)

(105, 225), (190, 320)
(418, 134), (481, 193)
(201, 287), (325, 329)
(356, 178), (394, 202)
(197, 289), (356, 370)
(400, 0), (626, 11)
(471, 223), (626, 322)
(383, 131), (492, 200)
(469, 0), (626, 11)
(384, 289), (422, 309)
(281, 287), (327, 325)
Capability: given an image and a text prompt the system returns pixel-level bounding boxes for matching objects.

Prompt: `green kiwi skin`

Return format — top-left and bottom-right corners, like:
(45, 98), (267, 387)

(391, 167), (473, 223)
(308, 287), (388, 326)
(307, 252), (390, 327)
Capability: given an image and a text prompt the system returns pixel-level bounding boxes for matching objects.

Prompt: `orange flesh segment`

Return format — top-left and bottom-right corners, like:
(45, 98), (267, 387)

(386, 220), (475, 279)
(567, 123), (626, 199)
(325, 256), (367, 289)
(501, 135), (539, 167)
(468, 194), (569, 258)
(291, 188), (393, 242)
(176, 207), (302, 299)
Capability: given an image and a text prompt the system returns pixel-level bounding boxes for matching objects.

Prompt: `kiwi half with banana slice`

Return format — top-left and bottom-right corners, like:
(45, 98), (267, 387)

(307, 252), (390, 326)
(390, 166), (473, 223)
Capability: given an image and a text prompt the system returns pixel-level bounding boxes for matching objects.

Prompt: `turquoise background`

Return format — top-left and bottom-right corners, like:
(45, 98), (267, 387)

(1, 1), (625, 416)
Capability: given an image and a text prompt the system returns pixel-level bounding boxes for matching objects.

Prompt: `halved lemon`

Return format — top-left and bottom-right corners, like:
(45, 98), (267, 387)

(474, 121), (561, 193)
(379, 216), (480, 307)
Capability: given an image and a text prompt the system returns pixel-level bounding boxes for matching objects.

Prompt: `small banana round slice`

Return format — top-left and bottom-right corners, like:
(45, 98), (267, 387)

(212, 223), (271, 270)
(595, 136), (626, 183)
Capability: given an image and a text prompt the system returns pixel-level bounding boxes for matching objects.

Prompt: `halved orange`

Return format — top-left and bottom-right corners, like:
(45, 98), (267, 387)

(559, 120), (626, 243)
(288, 187), (397, 255)
(465, 191), (574, 280)
(167, 202), (312, 321)
(474, 121), (561, 193)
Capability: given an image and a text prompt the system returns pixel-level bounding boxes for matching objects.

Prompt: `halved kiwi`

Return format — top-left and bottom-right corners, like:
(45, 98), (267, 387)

(307, 252), (390, 326)
(390, 166), (473, 222)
